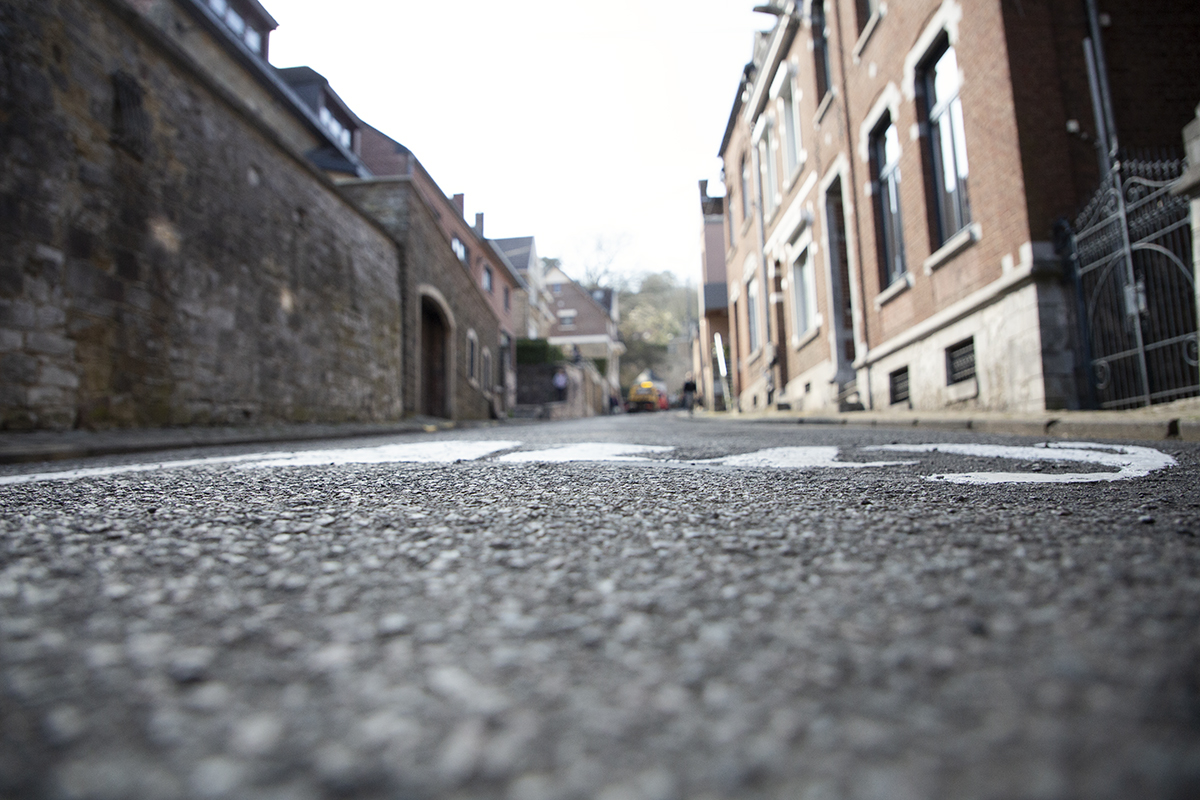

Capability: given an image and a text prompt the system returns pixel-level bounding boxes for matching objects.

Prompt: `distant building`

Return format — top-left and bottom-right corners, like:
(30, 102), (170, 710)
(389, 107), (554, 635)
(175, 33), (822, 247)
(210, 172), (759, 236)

(542, 266), (624, 395)
(493, 237), (556, 341)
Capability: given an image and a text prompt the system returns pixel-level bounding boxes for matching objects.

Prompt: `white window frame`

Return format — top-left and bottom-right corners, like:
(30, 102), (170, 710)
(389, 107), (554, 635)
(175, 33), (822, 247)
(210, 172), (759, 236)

(451, 236), (467, 264)
(771, 65), (805, 184)
(746, 277), (762, 355)
(790, 247), (819, 342)
(740, 153), (753, 227)
(922, 39), (971, 245)
(755, 119), (780, 221)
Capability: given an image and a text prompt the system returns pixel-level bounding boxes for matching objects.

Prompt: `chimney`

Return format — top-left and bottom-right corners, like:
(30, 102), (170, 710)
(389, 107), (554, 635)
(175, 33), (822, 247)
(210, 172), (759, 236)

(474, 213), (484, 237)
(452, 193), (464, 214)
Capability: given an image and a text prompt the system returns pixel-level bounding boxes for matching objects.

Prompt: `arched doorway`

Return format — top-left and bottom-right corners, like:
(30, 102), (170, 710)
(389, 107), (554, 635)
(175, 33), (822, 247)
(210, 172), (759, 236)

(420, 296), (450, 417)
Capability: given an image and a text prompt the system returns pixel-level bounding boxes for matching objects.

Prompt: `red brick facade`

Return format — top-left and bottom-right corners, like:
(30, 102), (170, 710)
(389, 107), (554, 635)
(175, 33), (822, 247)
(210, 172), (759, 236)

(717, 0), (1200, 414)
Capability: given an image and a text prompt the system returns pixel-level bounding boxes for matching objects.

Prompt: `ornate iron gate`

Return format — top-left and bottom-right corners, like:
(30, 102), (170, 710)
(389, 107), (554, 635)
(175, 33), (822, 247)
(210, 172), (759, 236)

(1069, 156), (1198, 409)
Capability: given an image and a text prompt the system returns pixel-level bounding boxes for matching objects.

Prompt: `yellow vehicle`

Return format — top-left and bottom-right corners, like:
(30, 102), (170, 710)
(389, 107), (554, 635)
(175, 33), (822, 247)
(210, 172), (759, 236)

(628, 380), (668, 412)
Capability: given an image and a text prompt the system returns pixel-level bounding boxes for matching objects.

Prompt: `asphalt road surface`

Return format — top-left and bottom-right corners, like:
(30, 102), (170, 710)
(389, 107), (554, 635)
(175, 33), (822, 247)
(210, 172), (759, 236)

(1, 413), (1198, 800)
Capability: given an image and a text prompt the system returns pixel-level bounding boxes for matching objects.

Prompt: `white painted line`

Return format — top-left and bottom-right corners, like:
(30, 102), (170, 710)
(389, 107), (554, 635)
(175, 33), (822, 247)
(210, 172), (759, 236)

(864, 441), (1177, 484)
(0, 440), (1176, 486)
(697, 446), (914, 470)
(0, 453), (290, 486)
(496, 443), (675, 463)
(232, 441), (524, 469)
(0, 441), (524, 486)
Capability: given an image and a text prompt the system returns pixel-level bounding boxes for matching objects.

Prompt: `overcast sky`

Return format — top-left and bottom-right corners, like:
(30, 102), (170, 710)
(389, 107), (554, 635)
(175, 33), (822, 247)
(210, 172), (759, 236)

(266, 1), (768, 285)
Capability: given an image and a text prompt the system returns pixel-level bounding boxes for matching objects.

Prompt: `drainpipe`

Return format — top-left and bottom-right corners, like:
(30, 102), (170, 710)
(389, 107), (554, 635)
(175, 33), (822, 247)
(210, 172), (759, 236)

(1083, 0), (1118, 163)
(749, 138), (773, 406)
(833, 0), (873, 409)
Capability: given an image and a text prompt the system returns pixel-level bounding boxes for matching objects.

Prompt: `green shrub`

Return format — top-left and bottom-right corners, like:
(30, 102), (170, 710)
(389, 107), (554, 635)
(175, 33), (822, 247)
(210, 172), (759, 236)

(516, 339), (563, 365)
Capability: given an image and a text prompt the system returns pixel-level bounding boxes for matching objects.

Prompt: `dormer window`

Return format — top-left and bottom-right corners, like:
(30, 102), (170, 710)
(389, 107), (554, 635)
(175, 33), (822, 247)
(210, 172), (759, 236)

(224, 6), (245, 35)
(207, 0), (270, 57)
(451, 237), (468, 264)
(318, 105), (352, 149)
(244, 27), (262, 53)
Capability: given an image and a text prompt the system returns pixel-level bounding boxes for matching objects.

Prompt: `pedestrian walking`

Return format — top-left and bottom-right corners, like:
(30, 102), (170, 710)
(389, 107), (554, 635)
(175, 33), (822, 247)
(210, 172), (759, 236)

(552, 368), (568, 402)
(682, 372), (697, 416)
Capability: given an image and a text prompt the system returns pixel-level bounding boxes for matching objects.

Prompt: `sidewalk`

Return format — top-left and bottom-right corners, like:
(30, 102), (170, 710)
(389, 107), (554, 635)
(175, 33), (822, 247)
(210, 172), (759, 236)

(0, 418), (489, 465)
(711, 396), (1200, 443)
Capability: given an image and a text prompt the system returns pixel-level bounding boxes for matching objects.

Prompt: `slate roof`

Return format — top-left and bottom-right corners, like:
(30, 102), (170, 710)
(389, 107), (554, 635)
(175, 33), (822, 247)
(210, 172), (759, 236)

(492, 237), (535, 272)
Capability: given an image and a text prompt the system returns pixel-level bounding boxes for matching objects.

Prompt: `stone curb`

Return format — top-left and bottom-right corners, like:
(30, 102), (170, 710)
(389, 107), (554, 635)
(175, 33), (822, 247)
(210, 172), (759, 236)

(724, 412), (1200, 442)
(0, 419), (495, 465)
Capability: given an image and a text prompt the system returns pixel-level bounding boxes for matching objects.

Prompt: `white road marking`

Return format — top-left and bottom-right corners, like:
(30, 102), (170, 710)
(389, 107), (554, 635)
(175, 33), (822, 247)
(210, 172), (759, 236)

(0, 440), (1178, 486)
(865, 442), (1177, 484)
(231, 441), (524, 469)
(0, 453), (287, 486)
(497, 443), (675, 463)
(697, 446), (915, 470)
(0, 441), (523, 486)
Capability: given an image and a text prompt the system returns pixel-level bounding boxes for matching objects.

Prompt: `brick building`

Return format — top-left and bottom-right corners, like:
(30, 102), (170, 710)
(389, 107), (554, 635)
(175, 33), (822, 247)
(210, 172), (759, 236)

(543, 265), (624, 395)
(0, 0), (510, 429)
(494, 237), (556, 341)
(717, 0), (1200, 413)
(354, 123), (524, 415)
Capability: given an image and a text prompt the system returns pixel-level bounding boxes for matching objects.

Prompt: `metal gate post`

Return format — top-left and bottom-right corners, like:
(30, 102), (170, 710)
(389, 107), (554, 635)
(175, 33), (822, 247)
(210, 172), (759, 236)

(1109, 162), (1154, 406)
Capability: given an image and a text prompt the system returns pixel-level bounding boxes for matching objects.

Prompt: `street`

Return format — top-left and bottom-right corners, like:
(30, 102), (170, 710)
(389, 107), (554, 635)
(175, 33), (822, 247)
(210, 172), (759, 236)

(1, 414), (1199, 800)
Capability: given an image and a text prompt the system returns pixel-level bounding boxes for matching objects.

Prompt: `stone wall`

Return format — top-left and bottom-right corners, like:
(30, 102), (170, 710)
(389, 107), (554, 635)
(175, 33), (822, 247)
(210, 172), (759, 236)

(0, 0), (405, 430)
(517, 362), (607, 418)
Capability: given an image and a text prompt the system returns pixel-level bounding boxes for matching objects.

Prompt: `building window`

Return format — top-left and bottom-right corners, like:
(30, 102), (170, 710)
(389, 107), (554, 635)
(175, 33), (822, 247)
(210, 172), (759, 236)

(889, 366), (910, 405)
(946, 338), (976, 384)
(791, 249), (817, 335)
(779, 77), (802, 178)
(483, 266), (494, 293)
(856, 0), (879, 34)
(482, 350), (492, 390)
(552, 283), (562, 295)
(451, 237), (467, 264)
(746, 279), (761, 353)
(558, 310), (577, 330)
(870, 115), (907, 288)
(758, 125), (779, 219)
(467, 331), (478, 384)
(503, 286), (510, 311)
(244, 26), (262, 54)
(741, 154), (753, 224)
(318, 105), (352, 149)
(922, 40), (971, 245)
(111, 71), (150, 159)
(225, 5), (245, 35)
(726, 199), (737, 248)
(812, 2), (832, 104)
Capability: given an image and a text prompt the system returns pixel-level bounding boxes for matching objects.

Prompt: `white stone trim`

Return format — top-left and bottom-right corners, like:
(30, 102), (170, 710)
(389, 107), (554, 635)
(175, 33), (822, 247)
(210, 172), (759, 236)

(857, 83), (902, 164)
(851, 1), (887, 61)
(903, 0), (963, 101)
(923, 222), (982, 274)
(873, 271), (914, 309)
(857, 254), (1035, 368)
